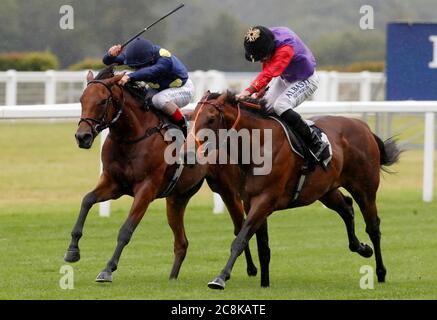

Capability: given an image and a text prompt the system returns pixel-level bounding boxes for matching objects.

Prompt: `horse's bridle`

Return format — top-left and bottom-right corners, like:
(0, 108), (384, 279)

(189, 96), (241, 147)
(78, 80), (125, 137)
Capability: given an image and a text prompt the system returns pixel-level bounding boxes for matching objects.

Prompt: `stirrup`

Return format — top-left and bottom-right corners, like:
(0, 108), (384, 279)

(309, 140), (329, 162)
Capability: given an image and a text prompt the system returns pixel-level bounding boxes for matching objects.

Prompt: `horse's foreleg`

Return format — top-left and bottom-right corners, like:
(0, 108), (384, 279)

(219, 191), (258, 277)
(64, 174), (120, 263)
(166, 195), (190, 280)
(255, 221), (270, 287)
(320, 189), (373, 258)
(208, 196), (272, 290)
(95, 182), (153, 283)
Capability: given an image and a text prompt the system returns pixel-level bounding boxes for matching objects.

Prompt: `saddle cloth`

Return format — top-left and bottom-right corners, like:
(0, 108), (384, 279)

(269, 116), (333, 168)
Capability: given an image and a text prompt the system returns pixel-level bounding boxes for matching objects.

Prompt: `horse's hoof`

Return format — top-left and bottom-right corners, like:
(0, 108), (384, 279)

(169, 274), (178, 281)
(261, 276), (270, 288)
(377, 269), (387, 283)
(64, 249), (80, 263)
(208, 277), (226, 290)
(358, 243), (374, 258)
(247, 266), (258, 277)
(261, 281), (270, 288)
(95, 271), (112, 283)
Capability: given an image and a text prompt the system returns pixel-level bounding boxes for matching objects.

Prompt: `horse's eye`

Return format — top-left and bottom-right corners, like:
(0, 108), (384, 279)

(98, 99), (106, 106)
(207, 117), (215, 125)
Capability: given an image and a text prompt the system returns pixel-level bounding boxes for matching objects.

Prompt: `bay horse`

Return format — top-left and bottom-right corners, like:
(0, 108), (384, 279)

(64, 66), (261, 282)
(187, 92), (401, 290)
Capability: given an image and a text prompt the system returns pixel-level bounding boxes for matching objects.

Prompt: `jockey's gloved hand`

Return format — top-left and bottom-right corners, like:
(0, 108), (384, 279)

(118, 74), (130, 86)
(236, 89), (253, 101)
(256, 87), (267, 99)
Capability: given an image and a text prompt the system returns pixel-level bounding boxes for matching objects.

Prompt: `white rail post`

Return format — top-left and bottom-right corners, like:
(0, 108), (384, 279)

(360, 71), (371, 129)
(313, 71), (329, 101)
(206, 70), (228, 214)
(6, 70), (17, 106)
(44, 70), (56, 105)
(359, 71), (372, 101)
(423, 112), (435, 202)
(328, 71), (339, 101)
(213, 193), (225, 214)
(99, 128), (111, 217)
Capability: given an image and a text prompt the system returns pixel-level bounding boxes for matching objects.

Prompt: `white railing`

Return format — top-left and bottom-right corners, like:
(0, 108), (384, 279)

(1, 101), (435, 211)
(0, 70), (428, 215)
(0, 70), (384, 106)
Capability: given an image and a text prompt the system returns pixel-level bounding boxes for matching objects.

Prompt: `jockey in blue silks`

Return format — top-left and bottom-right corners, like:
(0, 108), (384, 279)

(103, 38), (194, 136)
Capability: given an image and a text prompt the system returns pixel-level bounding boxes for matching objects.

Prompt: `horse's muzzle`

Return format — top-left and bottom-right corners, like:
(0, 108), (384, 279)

(75, 132), (94, 149)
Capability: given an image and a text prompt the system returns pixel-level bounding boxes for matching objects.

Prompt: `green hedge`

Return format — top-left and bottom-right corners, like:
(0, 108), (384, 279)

(344, 61), (385, 72)
(0, 51), (59, 71)
(68, 58), (105, 71)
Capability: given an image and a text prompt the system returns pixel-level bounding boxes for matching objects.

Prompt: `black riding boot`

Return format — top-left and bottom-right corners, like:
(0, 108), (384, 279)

(280, 109), (329, 162)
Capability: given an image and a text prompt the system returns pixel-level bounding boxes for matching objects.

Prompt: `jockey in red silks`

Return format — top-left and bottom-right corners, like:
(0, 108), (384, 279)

(237, 26), (329, 162)
(103, 38), (193, 136)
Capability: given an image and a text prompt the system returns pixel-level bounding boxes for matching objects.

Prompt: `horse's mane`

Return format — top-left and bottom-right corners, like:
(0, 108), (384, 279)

(94, 64), (145, 104)
(95, 64), (116, 80)
(207, 91), (268, 118)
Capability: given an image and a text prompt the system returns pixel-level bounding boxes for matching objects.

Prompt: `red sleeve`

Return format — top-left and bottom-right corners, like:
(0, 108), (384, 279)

(246, 45), (295, 93)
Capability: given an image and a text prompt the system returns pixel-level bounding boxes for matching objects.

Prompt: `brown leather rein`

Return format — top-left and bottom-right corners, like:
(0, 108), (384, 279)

(79, 80), (164, 144)
(188, 96), (263, 148)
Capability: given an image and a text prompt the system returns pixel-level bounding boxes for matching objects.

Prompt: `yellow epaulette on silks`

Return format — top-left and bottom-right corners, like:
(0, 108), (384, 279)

(159, 48), (172, 57)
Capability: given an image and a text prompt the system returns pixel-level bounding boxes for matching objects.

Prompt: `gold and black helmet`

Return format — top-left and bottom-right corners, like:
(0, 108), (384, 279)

(243, 26), (276, 62)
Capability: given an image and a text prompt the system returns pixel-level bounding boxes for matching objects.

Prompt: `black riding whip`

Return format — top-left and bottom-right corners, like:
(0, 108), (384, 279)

(121, 3), (185, 48)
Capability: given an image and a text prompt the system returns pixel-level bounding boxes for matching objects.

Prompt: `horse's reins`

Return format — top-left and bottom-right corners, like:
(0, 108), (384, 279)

(189, 96), (264, 153)
(188, 96), (242, 151)
(78, 80), (125, 137)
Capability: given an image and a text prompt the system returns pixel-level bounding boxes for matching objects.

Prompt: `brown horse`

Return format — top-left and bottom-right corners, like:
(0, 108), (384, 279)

(187, 92), (401, 290)
(64, 67), (261, 282)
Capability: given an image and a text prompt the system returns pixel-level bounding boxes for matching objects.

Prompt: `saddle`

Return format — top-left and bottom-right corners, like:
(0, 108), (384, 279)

(124, 82), (151, 109)
(269, 115), (333, 204)
(125, 82), (185, 198)
(269, 115), (332, 169)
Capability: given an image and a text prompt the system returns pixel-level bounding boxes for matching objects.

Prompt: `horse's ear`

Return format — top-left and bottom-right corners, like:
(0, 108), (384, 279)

(87, 70), (94, 83)
(203, 90), (210, 98)
(217, 92), (228, 104)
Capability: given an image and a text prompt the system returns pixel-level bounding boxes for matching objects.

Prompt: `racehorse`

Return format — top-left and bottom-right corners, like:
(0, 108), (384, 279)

(187, 91), (401, 290)
(63, 66), (261, 282)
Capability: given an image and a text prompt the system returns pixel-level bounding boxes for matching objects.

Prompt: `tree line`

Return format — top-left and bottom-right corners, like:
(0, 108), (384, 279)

(0, 0), (407, 71)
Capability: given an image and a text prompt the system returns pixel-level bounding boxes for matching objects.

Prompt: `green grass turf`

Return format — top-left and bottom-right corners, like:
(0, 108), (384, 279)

(0, 121), (436, 300)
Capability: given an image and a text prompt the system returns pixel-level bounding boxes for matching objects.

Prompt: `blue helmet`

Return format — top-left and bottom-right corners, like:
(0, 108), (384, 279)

(124, 38), (155, 68)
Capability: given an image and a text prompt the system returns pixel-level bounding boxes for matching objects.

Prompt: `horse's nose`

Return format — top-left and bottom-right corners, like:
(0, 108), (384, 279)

(75, 132), (93, 149)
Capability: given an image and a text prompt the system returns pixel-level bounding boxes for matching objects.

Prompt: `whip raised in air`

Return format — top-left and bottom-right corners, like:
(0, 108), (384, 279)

(121, 3), (185, 48)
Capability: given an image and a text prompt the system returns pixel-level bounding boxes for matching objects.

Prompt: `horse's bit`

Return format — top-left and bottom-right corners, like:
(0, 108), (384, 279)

(78, 80), (124, 137)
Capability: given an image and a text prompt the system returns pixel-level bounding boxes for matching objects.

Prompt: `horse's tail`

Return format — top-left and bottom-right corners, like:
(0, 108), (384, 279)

(372, 134), (402, 172)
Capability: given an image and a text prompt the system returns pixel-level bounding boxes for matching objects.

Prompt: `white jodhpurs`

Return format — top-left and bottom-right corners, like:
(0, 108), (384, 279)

(263, 72), (319, 115)
(150, 79), (195, 109)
